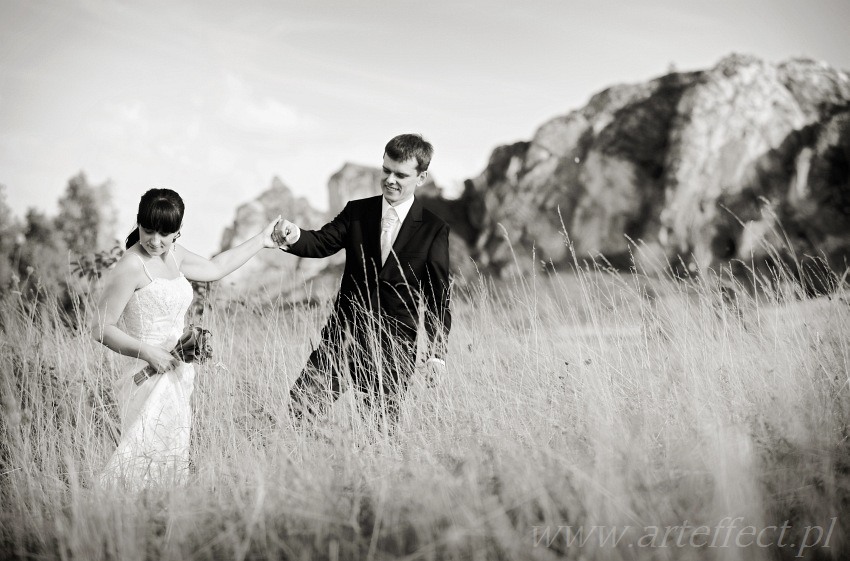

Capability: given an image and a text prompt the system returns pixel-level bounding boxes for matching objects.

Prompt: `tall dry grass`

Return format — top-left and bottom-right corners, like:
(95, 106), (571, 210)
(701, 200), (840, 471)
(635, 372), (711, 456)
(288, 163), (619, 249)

(1, 251), (849, 560)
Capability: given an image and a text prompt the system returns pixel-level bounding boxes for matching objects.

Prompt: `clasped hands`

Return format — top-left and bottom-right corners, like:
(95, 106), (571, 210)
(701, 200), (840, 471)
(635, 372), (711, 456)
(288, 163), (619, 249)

(270, 218), (299, 248)
(255, 216), (298, 249)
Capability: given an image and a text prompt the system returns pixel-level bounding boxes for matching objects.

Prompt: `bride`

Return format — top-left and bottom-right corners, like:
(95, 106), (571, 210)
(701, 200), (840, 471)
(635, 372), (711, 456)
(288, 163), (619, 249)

(92, 188), (279, 489)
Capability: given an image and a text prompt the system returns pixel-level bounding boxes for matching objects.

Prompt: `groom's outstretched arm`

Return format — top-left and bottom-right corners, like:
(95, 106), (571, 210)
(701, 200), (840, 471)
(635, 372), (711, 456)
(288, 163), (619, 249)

(278, 203), (351, 259)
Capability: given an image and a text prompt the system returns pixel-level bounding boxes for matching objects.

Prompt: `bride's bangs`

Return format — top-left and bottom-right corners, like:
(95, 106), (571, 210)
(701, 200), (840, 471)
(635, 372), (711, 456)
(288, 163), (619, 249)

(139, 201), (182, 234)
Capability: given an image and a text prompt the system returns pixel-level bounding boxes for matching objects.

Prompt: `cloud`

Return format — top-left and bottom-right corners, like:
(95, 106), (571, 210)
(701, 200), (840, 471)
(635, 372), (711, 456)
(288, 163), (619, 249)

(110, 100), (146, 128)
(221, 73), (314, 133)
(92, 100), (151, 141)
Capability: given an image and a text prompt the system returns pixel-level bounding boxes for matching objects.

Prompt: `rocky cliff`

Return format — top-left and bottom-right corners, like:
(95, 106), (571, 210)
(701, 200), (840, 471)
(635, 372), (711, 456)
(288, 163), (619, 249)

(462, 54), (850, 276)
(220, 54), (850, 294)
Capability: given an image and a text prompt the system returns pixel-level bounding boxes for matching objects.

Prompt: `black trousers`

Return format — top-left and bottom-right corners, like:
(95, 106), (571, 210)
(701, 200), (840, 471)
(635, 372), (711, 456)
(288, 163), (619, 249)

(288, 316), (416, 425)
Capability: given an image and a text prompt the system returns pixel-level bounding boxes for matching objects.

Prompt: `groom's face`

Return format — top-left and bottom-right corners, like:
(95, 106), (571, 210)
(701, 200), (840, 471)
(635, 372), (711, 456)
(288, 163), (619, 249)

(381, 154), (426, 205)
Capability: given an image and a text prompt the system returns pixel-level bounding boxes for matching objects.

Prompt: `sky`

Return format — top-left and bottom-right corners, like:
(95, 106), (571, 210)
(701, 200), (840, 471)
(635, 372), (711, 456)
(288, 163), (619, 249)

(1, 0), (849, 257)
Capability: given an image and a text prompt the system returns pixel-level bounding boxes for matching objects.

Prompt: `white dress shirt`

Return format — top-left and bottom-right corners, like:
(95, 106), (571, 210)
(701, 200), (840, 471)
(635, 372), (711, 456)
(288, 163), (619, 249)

(380, 195), (414, 252)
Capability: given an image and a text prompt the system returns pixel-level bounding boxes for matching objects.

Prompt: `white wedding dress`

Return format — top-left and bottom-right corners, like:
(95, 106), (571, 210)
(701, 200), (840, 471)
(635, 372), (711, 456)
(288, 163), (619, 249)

(100, 252), (195, 490)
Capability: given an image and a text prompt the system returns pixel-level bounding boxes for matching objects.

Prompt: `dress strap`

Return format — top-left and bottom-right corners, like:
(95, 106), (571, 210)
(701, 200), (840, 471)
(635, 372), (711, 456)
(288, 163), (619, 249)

(134, 253), (154, 282)
(169, 246), (181, 272)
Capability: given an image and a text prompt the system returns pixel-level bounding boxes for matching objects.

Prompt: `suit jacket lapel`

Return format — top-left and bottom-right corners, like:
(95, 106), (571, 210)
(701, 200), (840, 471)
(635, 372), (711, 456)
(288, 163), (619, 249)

(379, 197), (423, 274)
(364, 196), (383, 263)
(390, 197), (422, 255)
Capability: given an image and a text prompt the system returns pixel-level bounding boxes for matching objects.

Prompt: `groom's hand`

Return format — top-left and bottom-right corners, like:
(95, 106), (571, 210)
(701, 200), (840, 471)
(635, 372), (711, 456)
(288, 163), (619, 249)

(273, 219), (300, 249)
(422, 357), (446, 387)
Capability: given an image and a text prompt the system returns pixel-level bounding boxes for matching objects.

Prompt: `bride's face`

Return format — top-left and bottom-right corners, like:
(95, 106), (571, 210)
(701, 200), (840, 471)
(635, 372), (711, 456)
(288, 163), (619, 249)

(139, 226), (179, 257)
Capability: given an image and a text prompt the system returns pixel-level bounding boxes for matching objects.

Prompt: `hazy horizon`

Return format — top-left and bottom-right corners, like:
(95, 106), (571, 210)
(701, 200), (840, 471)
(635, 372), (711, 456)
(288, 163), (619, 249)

(2, 0), (849, 256)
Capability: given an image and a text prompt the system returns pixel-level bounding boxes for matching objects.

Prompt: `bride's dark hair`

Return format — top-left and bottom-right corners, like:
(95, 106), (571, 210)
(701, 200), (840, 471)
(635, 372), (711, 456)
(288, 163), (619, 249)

(125, 188), (185, 249)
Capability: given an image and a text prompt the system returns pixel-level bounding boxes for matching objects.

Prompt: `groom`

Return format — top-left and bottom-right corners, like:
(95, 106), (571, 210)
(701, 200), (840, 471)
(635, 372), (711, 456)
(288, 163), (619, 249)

(274, 133), (452, 424)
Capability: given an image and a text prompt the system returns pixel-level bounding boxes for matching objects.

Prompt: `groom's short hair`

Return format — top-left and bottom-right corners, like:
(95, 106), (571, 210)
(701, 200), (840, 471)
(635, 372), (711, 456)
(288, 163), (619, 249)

(385, 134), (433, 173)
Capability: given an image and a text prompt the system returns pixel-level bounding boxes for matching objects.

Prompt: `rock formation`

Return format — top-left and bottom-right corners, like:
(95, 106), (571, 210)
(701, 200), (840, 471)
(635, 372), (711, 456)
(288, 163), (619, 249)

(460, 54), (850, 276)
(220, 54), (850, 295)
(217, 177), (331, 297)
(327, 163), (381, 218)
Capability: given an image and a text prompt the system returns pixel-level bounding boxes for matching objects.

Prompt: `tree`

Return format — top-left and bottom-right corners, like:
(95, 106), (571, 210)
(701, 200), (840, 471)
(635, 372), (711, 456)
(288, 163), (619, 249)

(17, 207), (68, 297)
(55, 172), (116, 255)
(3, 173), (118, 324)
(0, 185), (22, 288)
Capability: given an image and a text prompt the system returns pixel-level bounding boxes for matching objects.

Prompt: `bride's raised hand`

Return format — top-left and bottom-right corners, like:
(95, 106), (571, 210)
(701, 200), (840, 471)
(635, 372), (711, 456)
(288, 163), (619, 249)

(179, 214), (285, 282)
(261, 215), (283, 248)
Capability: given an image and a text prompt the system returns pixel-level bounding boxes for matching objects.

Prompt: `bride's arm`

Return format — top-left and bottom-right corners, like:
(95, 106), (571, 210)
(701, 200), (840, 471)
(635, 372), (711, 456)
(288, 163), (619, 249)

(177, 216), (279, 282)
(90, 256), (178, 373)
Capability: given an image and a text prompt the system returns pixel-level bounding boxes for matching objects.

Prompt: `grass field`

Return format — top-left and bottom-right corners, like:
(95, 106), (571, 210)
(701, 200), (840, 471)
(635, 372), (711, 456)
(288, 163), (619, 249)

(1, 254), (849, 560)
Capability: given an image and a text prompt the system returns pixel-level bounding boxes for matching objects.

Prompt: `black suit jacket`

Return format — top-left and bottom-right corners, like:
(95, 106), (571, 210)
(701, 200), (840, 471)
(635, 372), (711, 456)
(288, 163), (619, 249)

(287, 195), (451, 360)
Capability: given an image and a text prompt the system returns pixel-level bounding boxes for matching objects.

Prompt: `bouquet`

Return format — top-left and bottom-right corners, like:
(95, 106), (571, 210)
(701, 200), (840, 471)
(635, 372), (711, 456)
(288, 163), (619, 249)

(133, 325), (213, 385)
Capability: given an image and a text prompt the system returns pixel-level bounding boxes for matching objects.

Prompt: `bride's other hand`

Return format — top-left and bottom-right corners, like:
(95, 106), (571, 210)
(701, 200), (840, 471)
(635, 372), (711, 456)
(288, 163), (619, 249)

(141, 344), (179, 374)
(262, 215), (283, 248)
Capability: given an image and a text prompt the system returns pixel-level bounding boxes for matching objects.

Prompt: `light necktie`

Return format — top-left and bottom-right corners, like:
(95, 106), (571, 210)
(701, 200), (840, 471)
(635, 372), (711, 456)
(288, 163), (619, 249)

(380, 206), (399, 265)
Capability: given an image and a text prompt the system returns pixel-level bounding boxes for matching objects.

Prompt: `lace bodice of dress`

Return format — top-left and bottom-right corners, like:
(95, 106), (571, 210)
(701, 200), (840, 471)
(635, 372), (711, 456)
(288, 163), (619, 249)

(121, 275), (194, 351)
